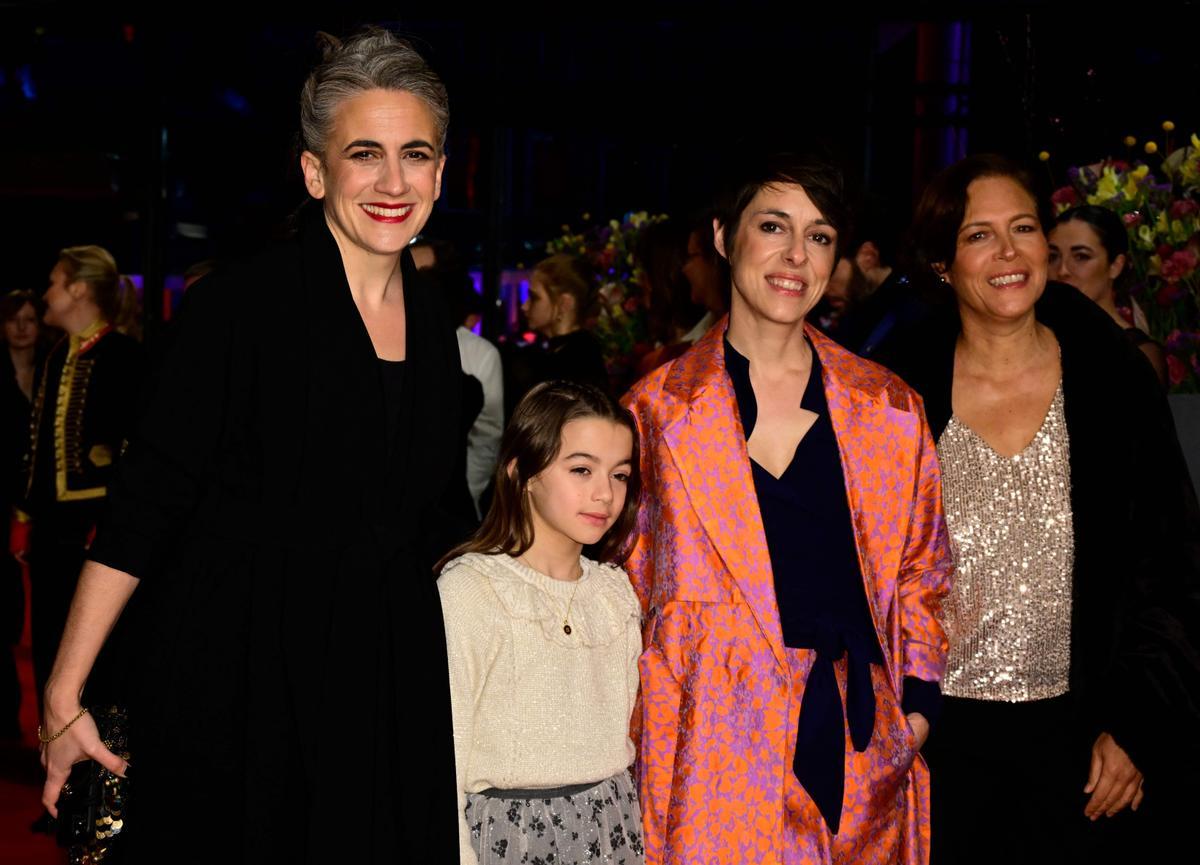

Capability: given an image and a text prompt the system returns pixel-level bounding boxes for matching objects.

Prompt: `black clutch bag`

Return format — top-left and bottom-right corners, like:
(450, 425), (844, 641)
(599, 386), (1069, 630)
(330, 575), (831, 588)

(55, 705), (130, 864)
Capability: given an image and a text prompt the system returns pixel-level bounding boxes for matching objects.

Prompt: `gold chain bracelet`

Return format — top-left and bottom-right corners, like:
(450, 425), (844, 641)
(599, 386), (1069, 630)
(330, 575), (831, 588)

(37, 707), (89, 745)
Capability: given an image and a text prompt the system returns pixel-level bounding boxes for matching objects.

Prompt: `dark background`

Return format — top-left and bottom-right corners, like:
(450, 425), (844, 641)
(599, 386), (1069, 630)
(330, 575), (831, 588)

(2, 6), (1197, 335)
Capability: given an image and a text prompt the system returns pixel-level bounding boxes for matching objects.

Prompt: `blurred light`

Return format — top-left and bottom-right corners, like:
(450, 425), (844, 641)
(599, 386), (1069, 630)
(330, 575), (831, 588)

(221, 88), (250, 115)
(18, 66), (36, 101)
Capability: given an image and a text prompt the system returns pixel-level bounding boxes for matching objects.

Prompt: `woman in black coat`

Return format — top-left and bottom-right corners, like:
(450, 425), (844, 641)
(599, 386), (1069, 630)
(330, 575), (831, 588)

(39, 30), (462, 863)
(879, 154), (1200, 864)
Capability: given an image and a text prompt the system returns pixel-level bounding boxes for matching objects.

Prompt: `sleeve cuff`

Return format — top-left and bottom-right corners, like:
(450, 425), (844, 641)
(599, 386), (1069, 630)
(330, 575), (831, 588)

(901, 676), (943, 730)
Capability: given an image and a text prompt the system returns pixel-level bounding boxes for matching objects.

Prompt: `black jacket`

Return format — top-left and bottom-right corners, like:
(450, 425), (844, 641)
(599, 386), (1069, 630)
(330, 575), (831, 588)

(877, 282), (1200, 787)
(24, 324), (141, 517)
(89, 204), (462, 863)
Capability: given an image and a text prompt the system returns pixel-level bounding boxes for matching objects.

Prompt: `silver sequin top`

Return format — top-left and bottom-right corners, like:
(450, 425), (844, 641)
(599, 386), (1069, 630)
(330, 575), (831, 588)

(936, 383), (1074, 702)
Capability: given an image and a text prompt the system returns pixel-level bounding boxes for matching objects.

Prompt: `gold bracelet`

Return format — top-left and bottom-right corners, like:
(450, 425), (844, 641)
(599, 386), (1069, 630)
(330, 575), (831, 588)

(37, 707), (89, 745)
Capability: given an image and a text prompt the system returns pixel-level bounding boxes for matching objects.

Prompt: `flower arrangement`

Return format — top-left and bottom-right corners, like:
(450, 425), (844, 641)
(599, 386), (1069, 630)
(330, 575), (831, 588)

(546, 211), (667, 389)
(1050, 127), (1200, 391)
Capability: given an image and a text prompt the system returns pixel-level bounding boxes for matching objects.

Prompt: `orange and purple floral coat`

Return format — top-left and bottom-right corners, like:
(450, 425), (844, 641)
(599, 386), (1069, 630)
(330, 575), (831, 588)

(622, 321), (953, 865)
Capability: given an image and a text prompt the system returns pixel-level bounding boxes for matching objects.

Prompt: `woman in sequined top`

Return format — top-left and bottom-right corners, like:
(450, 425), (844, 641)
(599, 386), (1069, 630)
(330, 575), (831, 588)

(880, 154), (1200, 864)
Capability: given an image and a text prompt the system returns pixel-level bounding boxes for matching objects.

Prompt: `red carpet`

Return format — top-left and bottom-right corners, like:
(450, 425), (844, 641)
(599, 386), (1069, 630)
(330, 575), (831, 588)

(0, 566), (66, 865)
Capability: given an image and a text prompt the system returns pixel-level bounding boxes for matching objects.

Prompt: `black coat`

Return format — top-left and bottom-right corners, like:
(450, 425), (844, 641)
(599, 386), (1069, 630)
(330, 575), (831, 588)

(90, 204), (462, 864)
(877, 282), (1200, 791)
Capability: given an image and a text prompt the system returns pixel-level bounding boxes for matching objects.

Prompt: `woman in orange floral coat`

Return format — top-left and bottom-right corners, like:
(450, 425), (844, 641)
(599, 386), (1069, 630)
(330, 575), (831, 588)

(623, 153), (953, 865)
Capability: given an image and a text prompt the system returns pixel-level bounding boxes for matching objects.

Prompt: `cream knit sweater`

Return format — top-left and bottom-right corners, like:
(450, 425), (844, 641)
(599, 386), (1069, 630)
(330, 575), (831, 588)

(438, 552), (642, 865)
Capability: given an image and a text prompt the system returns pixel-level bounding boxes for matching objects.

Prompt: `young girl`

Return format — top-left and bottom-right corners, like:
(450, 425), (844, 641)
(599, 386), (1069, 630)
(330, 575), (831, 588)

(437, 380), (645, 865)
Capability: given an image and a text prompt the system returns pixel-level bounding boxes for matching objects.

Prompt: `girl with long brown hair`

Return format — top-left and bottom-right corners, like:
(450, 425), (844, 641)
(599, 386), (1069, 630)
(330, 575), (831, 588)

(437, 380), (645, 865)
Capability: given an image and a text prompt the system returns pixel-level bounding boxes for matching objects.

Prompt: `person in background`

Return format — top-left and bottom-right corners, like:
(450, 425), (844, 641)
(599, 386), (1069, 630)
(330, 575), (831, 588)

(412, 238), (504, 520)
(507, 253), (609, 413)
(20, 247), (142, 714)
(1, 290), (51, 738)
(1049, 205), (1168, 386)
(678, 214), (728, 344)
(634, 219), (706, 374)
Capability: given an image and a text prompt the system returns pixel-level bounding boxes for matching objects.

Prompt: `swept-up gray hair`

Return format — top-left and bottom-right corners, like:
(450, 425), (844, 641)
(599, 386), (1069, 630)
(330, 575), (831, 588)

(299, 27), (449, 158)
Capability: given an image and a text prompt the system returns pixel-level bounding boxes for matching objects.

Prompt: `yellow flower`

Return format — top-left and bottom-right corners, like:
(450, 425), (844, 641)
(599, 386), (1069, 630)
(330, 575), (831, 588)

(582, 212), (591, 221)
(1136, 225), (1156, 250)
(1144, 141), (1159, 154)
(1090, 167), (1119, 202)
(1163, 120), (1176, 132)
(1131, 165), (1149, 180)
(1123, 135), (1137, 147)
(1038, 151), (1050, 162)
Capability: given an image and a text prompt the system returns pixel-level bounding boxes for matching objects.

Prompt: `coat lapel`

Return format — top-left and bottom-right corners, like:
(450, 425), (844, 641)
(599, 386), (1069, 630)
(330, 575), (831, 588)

(811, 326), (917, 670)
(661, 322), (788, 671)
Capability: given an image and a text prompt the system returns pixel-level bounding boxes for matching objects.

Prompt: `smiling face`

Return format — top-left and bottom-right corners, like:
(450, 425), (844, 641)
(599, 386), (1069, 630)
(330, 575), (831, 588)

(300, 88), (445, 260)
(1047, 218), (1125, 304)
(716, 182), (838, 328)
(526, 417), (634, 553)
(943, 175), (1048, 325)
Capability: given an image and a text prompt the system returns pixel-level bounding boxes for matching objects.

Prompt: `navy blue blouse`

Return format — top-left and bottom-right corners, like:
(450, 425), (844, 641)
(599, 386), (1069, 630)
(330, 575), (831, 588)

(724, 336), (939, 834)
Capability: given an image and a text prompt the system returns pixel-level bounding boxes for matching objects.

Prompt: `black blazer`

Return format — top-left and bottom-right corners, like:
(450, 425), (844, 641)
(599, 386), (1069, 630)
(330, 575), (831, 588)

(89, 203), (462, 863)
(877, 283), (1200, 787)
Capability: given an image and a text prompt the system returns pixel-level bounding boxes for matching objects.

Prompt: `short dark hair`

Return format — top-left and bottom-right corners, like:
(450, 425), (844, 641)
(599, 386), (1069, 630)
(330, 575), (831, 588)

(912, 153), (1039, 275)
(1052, 204), (1129, 261)
(714, 152), (850, 262)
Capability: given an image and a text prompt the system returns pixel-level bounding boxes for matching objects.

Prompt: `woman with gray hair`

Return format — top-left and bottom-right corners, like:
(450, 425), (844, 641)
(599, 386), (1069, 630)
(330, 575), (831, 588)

(39, 29), (462, 863)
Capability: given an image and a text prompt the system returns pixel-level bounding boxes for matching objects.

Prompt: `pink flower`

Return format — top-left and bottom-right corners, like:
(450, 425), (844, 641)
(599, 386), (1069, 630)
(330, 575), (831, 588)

(1123, 211), (1143, 227)
(1161, 249), (1199, 282)
(1169, 199), (1200, 219)
(622, 297), (640, 313)
(1157, 244), (1176, 260)
(1156, 282), (1185, 305)
(1051, 186), (1079, 208)
(1167, 355), (1188, 387)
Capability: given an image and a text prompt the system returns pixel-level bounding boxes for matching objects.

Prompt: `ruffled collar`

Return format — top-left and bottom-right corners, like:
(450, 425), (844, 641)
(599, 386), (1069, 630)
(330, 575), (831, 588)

(450, 552), (640, 648)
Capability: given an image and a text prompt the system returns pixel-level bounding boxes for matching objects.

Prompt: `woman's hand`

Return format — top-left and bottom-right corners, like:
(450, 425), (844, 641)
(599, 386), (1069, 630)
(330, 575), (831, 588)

(1083, 732), (1144, 819)
(905, 712), (930, 750)
(40, 694), (128, 818)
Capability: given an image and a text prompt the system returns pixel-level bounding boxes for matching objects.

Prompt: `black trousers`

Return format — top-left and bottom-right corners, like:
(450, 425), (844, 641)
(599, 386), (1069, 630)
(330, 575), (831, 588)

(925, 694), (1165, 865)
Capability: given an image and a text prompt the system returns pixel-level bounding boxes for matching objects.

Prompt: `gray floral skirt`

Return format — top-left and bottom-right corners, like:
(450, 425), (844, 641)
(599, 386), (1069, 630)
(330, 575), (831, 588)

(464, 770), (644, 864)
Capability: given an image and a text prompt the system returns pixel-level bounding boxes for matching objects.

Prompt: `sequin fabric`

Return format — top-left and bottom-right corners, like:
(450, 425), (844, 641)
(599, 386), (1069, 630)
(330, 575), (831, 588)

(936, 383), (1074, 702)
(622, 321), (953, 865)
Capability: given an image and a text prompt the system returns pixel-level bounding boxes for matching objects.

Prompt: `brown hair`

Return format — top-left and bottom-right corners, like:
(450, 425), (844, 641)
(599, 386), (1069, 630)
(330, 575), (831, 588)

(912, 153), (1040, 276)
(1, 289), (45, 327)
(436, 380), (640, 571)
(532, 254), (596, 325)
